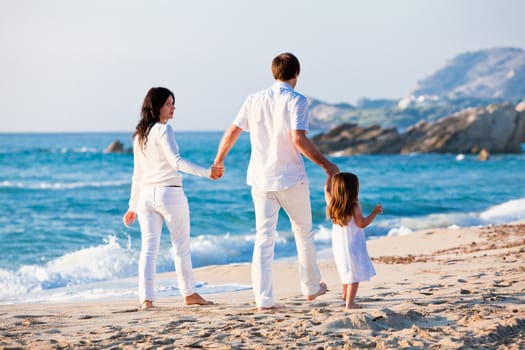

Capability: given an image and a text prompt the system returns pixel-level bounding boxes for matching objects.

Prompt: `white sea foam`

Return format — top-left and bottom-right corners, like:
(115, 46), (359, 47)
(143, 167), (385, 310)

(189, 227), (332, 268)
(0, 235), (137, 303)
(384, 197), (525, 237)
(0, 233), (253, 305)
(0, 179), (129, 189)
(387, 226), (414, 237)
(314, 225), (333, 243)
(479, 197), (525, 223)
(76, 147), (98, 153)
(2, 273), (250, 304)
(190, 233), (255, 266)
(0, 224), (335, 304)
(44, 147), (100, 154)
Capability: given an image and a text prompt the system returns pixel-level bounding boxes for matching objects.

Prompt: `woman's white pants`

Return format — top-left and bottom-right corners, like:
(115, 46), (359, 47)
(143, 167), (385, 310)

(137, 186), (196, 302)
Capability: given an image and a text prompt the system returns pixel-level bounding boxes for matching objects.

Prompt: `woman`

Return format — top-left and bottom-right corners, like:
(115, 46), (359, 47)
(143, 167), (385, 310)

(123, 87), (220, 309)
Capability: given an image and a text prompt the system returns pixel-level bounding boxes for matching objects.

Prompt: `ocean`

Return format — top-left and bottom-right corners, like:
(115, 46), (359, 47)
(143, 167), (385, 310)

(1, 131), (524, 304)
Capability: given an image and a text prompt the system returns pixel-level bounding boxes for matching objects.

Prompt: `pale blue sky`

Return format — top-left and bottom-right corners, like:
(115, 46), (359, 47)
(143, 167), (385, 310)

(1, 0), (524, 132)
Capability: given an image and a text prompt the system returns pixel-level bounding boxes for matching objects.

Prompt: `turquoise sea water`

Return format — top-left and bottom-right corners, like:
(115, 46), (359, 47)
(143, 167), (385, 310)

(1, 131), (524, 304)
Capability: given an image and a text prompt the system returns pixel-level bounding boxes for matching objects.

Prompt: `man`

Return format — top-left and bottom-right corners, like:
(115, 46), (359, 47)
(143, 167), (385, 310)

(213, 52), (339, 310)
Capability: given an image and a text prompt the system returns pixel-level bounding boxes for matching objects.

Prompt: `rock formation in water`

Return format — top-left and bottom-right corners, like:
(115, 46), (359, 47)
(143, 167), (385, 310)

(104, 141), (132, 153)
(312, 103), (525, 155)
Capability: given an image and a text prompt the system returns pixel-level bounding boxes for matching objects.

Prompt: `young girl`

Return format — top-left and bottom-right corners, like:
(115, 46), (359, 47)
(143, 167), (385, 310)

(325, 172), (382, 309)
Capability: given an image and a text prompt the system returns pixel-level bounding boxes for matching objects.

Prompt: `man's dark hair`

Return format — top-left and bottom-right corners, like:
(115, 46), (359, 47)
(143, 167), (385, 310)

(271, 53), (300, 81)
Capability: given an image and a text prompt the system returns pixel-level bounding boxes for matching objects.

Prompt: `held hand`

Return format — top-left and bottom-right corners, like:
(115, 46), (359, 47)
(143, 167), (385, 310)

(373, 204), (383, 215)
(123, 211), (136, 227)
(210, 165), (224, 180)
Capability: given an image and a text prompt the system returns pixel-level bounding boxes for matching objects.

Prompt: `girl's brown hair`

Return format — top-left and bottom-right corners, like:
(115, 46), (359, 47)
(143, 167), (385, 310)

(327, 172), (359, 226)
(134, 87), (174, 149)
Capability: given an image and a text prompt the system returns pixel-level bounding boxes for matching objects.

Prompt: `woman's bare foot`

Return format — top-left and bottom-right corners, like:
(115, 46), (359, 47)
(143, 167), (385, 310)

(307, 282), (328, 301)
(257, 303), (286, 312)
(184, 293), (213, 306)
(140, 300), (153, 310)
(345, 302), (362, 309)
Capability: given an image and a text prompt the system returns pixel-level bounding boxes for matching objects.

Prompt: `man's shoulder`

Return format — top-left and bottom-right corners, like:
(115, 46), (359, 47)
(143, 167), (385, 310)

(281, 89), (307, 108)
(241, 87), (273, 105)
(249, 86), (274, 97)
(277, 84), (306, 101)
(288, 89), (306, 101)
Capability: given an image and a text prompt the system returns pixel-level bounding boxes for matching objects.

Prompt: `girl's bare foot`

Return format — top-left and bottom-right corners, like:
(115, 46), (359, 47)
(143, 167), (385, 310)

(307, 282), (328, 301)
(141, 300), (153, 310)
(345, 303), (362, 309)
(184, 293), (213, 306)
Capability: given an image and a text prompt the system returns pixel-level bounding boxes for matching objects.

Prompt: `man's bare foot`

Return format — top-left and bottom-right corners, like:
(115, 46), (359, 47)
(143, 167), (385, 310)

(140, 300), (153, 310)
(257, 303), (286, 312)
(307, 282), (328, 301)
(184, 293), (213, 306)
(345, 303), (362, 309)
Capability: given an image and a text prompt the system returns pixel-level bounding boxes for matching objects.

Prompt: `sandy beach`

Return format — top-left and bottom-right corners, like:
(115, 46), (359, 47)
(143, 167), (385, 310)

(1, 223), (524, 349)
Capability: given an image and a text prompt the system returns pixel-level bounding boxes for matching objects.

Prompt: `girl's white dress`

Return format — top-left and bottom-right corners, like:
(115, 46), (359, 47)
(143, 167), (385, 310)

(332, 217), (376, 284)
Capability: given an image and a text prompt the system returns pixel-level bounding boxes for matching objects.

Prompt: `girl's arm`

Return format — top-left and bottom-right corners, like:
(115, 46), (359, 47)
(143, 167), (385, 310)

(353, 203), (382, 228)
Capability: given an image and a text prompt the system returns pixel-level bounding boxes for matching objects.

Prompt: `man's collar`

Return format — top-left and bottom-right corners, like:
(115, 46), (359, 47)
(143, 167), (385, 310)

(273, 81), (294, 90)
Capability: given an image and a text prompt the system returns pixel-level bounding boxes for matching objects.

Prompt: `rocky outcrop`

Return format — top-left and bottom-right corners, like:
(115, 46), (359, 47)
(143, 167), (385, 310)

(312, 103), (525, 155)
(477, 149), (490, 161)
(312, 123), (404, 155)
(104, 140), (132, 153)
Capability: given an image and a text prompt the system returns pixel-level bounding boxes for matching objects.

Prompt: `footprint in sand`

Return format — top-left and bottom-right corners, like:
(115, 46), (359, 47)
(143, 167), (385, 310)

(46, 329), (62, 334)
(15, 318), (47, 326)
(112, 308), (140, 314)
(78, 315), (98, 319)
(359, 297), (384, 302)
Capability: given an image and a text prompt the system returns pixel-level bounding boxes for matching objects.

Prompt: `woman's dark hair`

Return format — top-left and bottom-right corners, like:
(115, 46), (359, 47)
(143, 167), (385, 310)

(271, 52), (301, 81)
(134, 87), (174, 149)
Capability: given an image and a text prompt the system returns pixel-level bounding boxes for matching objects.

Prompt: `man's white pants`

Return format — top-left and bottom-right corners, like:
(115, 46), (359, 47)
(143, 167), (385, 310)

(137, 186), (196, 302)
(251, 181), (322, 308)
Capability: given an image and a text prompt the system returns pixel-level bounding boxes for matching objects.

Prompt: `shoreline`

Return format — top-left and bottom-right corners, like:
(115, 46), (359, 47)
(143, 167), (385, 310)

(1, 222), (524, 349)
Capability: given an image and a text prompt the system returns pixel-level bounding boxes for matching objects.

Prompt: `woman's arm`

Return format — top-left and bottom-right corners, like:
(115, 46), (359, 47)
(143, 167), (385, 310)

(128, 137), (143, 212)
(160, 125), (211, 178)
(123, 138), (141, 226)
